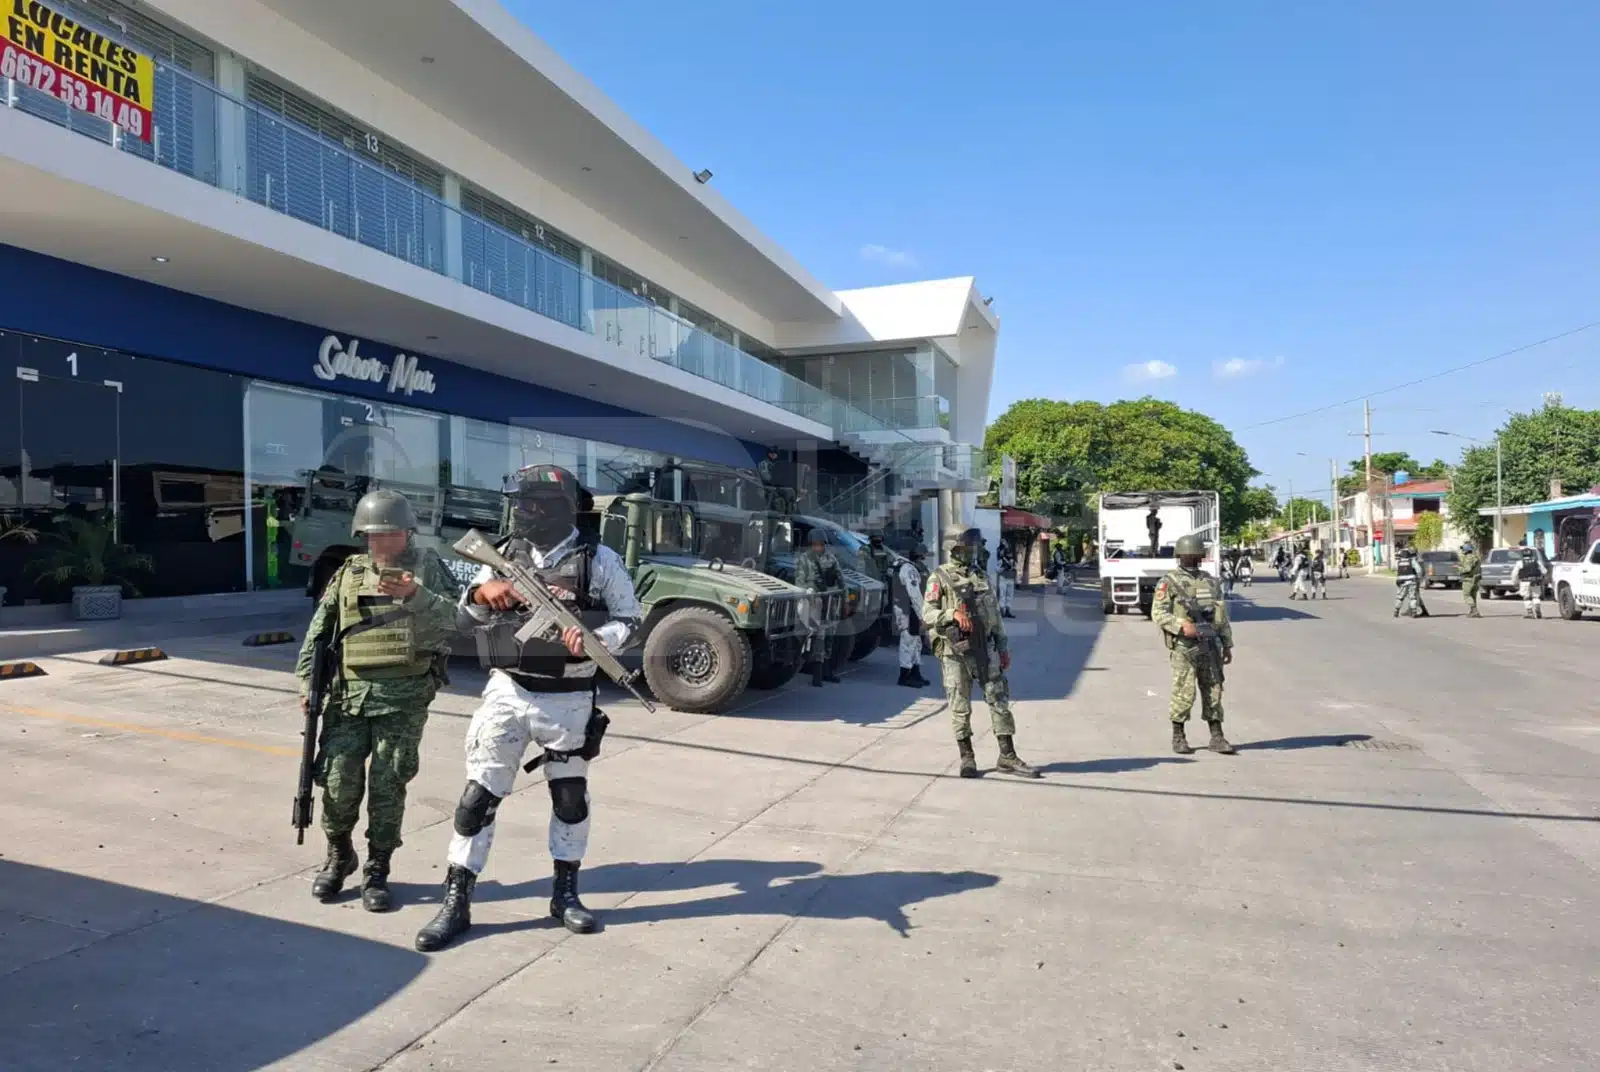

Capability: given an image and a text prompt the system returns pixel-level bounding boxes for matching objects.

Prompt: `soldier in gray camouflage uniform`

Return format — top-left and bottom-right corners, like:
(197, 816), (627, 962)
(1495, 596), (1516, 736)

(796, 529), (844, 687)
(297, 490), (462, 911)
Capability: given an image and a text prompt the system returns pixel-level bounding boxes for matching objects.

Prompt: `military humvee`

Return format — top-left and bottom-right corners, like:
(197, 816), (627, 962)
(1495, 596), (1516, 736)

(594, 492), (809, 712)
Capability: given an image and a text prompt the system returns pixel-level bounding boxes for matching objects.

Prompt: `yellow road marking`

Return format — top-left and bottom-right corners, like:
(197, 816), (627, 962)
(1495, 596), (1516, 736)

(0, 702), (296, 757)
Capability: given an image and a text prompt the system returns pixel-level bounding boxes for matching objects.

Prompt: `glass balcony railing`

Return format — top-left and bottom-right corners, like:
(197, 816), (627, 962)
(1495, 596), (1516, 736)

(3, 59), (931, 445)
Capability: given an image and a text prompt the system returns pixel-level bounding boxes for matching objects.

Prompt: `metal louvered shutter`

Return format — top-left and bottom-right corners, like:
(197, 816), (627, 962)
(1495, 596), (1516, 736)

(12, 0), (216, 177)
(244, 73), (446, 272)
(460, 189), (581, 264)
(458, 187), (584, 328)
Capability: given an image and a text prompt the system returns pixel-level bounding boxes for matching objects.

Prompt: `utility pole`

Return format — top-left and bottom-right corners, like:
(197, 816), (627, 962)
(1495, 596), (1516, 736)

(1363, 398), (1375, 574)
(1330, 458), (1339, 559)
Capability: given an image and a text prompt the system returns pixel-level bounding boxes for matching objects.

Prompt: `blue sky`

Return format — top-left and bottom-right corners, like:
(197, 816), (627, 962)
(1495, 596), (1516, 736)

(510, 0), (1600, 502)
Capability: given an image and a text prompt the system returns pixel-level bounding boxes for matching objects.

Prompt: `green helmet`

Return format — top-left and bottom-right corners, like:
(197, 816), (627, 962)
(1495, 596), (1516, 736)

(351, 489), (417, 536)
(1174, 534), (1206, 558)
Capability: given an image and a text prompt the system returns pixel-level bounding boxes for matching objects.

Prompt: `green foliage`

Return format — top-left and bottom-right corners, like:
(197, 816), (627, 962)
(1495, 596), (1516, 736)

(1446, 404), (1600, 544)
(1276, 497), (1331, 528)
(0, 516), (40, 544)
(1413, 511), (1444, 551)
(1338, 453), (1449, 495)
(1236, 520), (1270, 546)
(984, 397), (1258, 531)
(24, 515), (154, 595)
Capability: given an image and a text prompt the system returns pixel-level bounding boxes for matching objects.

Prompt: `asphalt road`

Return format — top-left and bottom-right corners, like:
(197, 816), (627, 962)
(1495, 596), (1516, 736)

(0, 570), (1595, 1071)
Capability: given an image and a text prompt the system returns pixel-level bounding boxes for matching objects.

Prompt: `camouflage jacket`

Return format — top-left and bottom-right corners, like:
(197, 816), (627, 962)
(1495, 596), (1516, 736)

(795, 548), (843, 592)
(296, 547), (463, 717)
(922, 559), (1007, 659)
(1459, 549), (1482, 582)
(1151, 568), (1233, 652)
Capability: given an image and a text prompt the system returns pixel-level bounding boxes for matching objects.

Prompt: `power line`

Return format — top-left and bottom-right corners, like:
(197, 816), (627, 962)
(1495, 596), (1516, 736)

(1239, 320), (1600, 432)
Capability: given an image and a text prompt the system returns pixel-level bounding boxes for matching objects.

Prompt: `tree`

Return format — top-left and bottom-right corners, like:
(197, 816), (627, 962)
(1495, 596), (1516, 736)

(1230, 485), (1280, 539)
(1413, 511), (1444, 551)
(1337, 452), (1449, 496)
(1446, 404), (1600, 543)
(984, 397), (1259, 533)
(1276, 497), (1330, 529)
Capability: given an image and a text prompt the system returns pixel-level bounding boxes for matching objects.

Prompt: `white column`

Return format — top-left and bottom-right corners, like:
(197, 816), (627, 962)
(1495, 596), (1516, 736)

(215, 52), (248, 196)
(442, 173), (464, 282)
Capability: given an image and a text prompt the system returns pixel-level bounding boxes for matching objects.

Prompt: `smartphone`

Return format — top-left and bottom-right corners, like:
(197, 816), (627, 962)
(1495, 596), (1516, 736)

(378, 568), (411, 585)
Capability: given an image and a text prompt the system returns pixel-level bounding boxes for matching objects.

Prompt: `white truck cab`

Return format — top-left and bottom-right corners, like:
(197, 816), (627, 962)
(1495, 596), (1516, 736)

(1097, 491), (1221, 615)
(1552, 540), (1600, 620)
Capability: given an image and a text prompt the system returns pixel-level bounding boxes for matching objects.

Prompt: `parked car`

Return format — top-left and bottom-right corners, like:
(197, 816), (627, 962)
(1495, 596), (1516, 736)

(1478, 546), (1552, 600)
(1418, 550), (1461, 588)
(1552, 539), (1600, 620)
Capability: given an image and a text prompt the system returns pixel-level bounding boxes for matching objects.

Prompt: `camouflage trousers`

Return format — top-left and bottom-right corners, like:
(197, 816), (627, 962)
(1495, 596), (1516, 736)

(318, 703), (431, 851)
(939, 655), (1016, 741)
(1168, 647), (1224, 724)
(1463, 580), (1480, 615)
(1393, 581), (1426, 617)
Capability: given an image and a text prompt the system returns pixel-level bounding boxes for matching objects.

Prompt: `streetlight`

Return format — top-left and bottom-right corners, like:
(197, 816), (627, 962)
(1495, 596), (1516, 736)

(1432, 429), (1502, 546)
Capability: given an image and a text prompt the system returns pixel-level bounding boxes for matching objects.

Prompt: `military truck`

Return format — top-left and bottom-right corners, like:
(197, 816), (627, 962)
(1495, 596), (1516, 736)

(594, 492), (810, 711)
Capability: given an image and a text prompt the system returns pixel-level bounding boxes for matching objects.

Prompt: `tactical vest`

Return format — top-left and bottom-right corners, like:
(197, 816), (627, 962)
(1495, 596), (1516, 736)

(1161, 570), (1219, 650)
(475, 535), (609, 689)
(1396, 558), (1419, 583)
(337, 558), (433, 679)
(1516, 552), (1541, 580)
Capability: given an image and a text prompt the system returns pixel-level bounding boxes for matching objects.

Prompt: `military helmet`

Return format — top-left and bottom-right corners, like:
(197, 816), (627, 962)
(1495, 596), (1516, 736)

(506, 464), (582, 545)
(959, 527), (983, 546)
(351, 489), (417, 536)
(1174, 534), (1206, 558)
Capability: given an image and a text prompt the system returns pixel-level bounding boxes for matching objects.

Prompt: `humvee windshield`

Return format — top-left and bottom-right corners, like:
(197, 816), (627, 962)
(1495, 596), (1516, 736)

(650, 505), (694, 554)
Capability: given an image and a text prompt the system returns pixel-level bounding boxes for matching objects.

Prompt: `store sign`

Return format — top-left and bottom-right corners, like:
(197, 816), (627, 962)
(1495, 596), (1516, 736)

(2, 1), (156, 142)
(313, 335), (437, 397)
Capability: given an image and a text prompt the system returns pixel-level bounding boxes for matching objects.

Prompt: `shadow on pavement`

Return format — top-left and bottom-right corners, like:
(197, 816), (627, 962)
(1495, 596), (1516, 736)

(1236, 733), (1372, 752)
(440, 858), (998, 940)
(0, 859), (425, 1072)
(1226, 599), (1320, 622)
(1000, 589), (1106, 703)
(1036, 756), (1196, 775)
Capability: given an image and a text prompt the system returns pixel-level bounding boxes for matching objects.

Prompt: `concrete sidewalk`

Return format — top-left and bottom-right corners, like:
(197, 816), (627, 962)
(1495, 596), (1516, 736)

(0, 577), (1595, 1070)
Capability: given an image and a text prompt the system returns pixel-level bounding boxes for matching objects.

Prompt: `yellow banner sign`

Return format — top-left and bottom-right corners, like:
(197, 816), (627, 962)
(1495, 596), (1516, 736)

(3, 1), (155, 141)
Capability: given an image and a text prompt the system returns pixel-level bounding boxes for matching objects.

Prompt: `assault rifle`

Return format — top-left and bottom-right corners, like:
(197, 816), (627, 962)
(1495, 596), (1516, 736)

(292, 629), (336, 844)
(452, 529), (656, 713)
(942, 574), (992, 684)
(1172, 589), (1226, 685)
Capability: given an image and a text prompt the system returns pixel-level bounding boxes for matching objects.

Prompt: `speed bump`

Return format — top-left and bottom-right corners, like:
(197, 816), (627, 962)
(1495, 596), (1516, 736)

(0, 661), (46, 680)
(97, 647), (169, 667)
(243, 631), (297, 647)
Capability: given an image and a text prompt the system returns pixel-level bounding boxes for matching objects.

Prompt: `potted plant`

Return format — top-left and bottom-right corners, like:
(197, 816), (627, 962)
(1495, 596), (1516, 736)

(0, 516), (41, 611)
(25, 515), (153, 621)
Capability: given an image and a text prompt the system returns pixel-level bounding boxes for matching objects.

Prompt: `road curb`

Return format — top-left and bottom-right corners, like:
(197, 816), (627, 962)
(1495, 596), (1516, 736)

(243, 631), (297, 647)
(97, 647), (170, 667)
(0, 661), (46, 680)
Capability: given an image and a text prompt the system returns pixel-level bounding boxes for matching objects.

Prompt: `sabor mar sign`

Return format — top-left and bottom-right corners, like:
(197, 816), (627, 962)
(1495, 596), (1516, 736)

(314, 335), (438, 397)
(3, 1), (155, 142)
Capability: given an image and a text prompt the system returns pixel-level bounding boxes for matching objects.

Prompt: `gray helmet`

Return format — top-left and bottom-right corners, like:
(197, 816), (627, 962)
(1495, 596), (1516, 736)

(351, 489), (417, 536)
(1175, 534), (1206, 558)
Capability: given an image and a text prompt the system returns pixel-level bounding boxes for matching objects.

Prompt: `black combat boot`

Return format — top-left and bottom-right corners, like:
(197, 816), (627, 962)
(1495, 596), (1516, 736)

(995, 735), (1042, 779)
(550, 859), (597, 934)
(414, 865), (476, 952)
(811, 659), (825, 687)
(957, 737), (979, 779)
(910, 666), (931, 688)
(1172, 722), (1195, 755)
(311, 832), (358, 902)
(361, 846), (394, 913)
(897, 667), (915, 687)
(1207, 721), (1237, 755)
(823, 667), (842, 684)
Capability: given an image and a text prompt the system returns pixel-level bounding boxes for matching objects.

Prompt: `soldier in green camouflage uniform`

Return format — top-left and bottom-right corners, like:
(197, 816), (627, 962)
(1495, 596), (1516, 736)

(1459, 542), (1483, 618)
(924, 527), (1040, 779)
(296, 490), (462, 911)
(796, 530), (844, 687)
(1150, 533), (1236, 755)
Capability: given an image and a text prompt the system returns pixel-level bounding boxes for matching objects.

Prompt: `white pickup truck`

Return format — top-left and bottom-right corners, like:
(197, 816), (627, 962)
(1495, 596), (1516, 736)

(1552, 539), (1600, 620)
(1097, 490), (1221, 615)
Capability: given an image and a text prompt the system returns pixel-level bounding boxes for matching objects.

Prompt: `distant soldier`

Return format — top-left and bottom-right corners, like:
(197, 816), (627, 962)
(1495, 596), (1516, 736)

(995, 540), (1018, 618)
(1310, 549), (1328, 599)
(1393, 547), (1428, 618)
(924, 528), (1039, 779)
(1516, 545), (1545, 619)
(297, 490), (462, 912)
(893, 548), (930, 688)
(866, 532), (894, 584)
(1146, 506), (1163, 555)
(797, 530), (844, 687)
(1288, 547), (1311, 600)
(1151, 534), (1236, 755)
(1238, 553), (1254, 588)
(1459, 542), (1483, 618)
(1050, 545), (1070, 594)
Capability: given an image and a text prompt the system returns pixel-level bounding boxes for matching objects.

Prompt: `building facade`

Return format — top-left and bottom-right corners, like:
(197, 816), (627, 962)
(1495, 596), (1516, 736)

(0, 0), (995, 606)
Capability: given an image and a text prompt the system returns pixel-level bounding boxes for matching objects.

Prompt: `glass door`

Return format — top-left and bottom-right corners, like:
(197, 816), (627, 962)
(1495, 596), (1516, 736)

(16, 366), (122, 539)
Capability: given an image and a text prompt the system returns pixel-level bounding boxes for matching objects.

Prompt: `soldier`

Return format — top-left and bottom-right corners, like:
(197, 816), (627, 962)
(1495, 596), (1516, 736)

(1288, 546), (1311, 600)
(1238, 552), (1253, 588)
(866, 532), (894, 583)
(1151, 534), (1236, 755)
(797, 529), (844, 687)
(924, 528), (1039, 779)
(1310, 549), (1328, 599)
(893, 548), (930, 688)
(297, 490), (462, 912)
(995, 539), (1018, 618)
(1459, 541), (1483, 618)
(1393, 547), (1428, 618)
(414, 466), (641, 951)
(1050, 544), (1070, 594)
(1515, 545), (1545, 619)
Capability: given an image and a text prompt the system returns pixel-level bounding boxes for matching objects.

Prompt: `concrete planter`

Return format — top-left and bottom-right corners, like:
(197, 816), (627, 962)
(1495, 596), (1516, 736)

(71, 585), (124, 621)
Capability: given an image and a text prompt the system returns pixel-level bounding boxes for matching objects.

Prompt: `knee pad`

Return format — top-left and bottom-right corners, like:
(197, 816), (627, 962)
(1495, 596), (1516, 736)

(453, 780), (501, 836)
(548, 777), (589, 825)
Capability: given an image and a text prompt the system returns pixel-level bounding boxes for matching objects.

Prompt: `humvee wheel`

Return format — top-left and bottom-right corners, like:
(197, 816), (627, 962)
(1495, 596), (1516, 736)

(643, 607), (753, 713)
